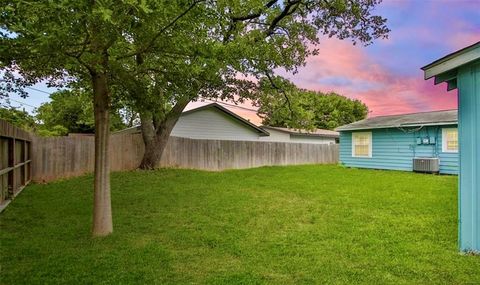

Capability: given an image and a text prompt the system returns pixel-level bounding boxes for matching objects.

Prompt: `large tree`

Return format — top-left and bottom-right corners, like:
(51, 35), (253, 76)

(0, 0), (388, 235)
(0, 1), (146, 236)
(112, 0), (389, 169)
(255, 77), (368, 130)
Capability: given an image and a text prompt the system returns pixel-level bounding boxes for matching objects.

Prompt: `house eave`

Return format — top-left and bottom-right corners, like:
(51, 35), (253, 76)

(113, 125), (141, 134)
(421, 42), (480, 82)
(290, 133), (339, 138)
(261, 126), (339, 138)
(337, 121), (458, 132)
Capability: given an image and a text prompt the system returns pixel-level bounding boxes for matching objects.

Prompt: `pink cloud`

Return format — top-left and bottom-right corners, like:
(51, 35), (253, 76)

(449, 33), (480, 50)
(187, 37), (460, 124)
(279, 38), (458, 117)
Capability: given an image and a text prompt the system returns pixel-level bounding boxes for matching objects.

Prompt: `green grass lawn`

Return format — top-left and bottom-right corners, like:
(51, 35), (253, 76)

(1, 165), (479, 284)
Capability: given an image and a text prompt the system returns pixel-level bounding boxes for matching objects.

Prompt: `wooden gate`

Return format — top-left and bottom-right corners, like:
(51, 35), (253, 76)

(0, 119), (32, 209)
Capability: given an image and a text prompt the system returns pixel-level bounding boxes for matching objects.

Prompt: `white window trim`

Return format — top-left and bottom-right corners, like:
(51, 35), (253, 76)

(442, 128), (458, 153)
(352, 132), (372, 158)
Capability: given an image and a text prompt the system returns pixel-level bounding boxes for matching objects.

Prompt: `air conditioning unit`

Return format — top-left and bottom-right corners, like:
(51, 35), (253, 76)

(413, 157), (439, 173)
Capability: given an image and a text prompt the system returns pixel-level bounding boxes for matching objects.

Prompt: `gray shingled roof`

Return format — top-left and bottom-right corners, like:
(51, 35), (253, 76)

(335, 109), (457, 131)
(261, 126), (339, 138)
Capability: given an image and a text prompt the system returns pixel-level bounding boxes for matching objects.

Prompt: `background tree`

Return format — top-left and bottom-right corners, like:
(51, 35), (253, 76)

(0, 90), (128, 137)
(0, 107), (36, 131)
(36, 90), (127, 135)
(255, 78), (368, 130)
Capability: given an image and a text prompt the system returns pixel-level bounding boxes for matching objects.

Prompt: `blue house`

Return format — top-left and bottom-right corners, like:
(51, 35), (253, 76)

(422, 42), (480, 253)
(336, 110), (458, 174)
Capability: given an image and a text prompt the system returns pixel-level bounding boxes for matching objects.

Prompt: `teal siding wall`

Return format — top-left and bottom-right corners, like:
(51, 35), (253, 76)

(457, 61), (480, 252)
(339, 125), (458, 174)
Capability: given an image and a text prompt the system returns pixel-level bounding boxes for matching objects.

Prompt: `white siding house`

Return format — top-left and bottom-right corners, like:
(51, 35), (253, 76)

(117, 103), (339, 144)
(170, 105), (267, 140)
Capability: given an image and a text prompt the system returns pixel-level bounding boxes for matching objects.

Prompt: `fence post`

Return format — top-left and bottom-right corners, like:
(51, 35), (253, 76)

(7, 138), (15, 198)
(22, 140), (26, 186)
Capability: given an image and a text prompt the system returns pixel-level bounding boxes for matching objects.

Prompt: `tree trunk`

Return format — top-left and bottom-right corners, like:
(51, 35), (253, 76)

(139, 115), (179, 169)
(139, 98), (190, 170)
(91, 71), (113, 236)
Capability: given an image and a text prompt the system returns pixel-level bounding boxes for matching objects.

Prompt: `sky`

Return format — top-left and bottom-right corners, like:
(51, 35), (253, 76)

(281, 0), (479, 117)
(3, 0), (480, 124)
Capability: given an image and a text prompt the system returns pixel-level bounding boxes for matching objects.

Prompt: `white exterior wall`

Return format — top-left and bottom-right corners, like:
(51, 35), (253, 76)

(171, 108), (262, 141)
(120, 107), (338, 144)
(258, 128), (291, 142)
(259, 128), (336, 144)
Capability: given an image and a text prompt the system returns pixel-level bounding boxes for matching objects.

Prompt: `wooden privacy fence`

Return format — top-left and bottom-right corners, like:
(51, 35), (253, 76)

(32, 133), (339, 183)
(31, 133), (144, 182)
(0, 120), (339, 184)
(0, 120), (32, 206)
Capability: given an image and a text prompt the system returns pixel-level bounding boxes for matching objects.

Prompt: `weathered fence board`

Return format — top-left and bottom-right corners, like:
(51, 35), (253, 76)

(0, 119), (32, 208)
(32, 133), (338, 182)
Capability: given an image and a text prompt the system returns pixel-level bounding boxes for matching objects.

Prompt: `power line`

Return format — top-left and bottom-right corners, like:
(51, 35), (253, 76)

(26, 86), (54, 95)
(0, 87), (54, 109)
(0, 86), (54, 110)
(21, 86), (259, 113)
(2, 88), (260, 113)
(1, 98), (38, 109)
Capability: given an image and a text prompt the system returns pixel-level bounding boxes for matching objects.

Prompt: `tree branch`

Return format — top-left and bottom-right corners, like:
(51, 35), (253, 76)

(158, 0), (204, 35)
(223, 0), (278, 43)
(265, 0), (301, 37)
(157, 95), (191, 135)
(264, 72), (294, 117)
(117, 0), (204, 60)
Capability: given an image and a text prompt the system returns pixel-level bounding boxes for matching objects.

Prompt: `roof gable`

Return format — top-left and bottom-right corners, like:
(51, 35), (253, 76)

(115, 103), (269, 136)
(182, 103), (269, 136)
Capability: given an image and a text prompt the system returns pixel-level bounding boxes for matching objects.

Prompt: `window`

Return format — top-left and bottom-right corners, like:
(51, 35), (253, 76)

(352, 132), (372, 157)
(442, 128), (458, 153)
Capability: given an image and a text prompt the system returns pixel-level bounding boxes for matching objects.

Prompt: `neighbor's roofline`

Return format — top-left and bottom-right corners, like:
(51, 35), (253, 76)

(335, 109), (458, 131)
(183, 103), (269, 136)
(113, 102), (269, 136)
(261, 126), (339, 138)
(363, 108), (457, 120)
(421, 41), (480, 80)
(336, 121), (458, 132)
(113, 125), (141, 134)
